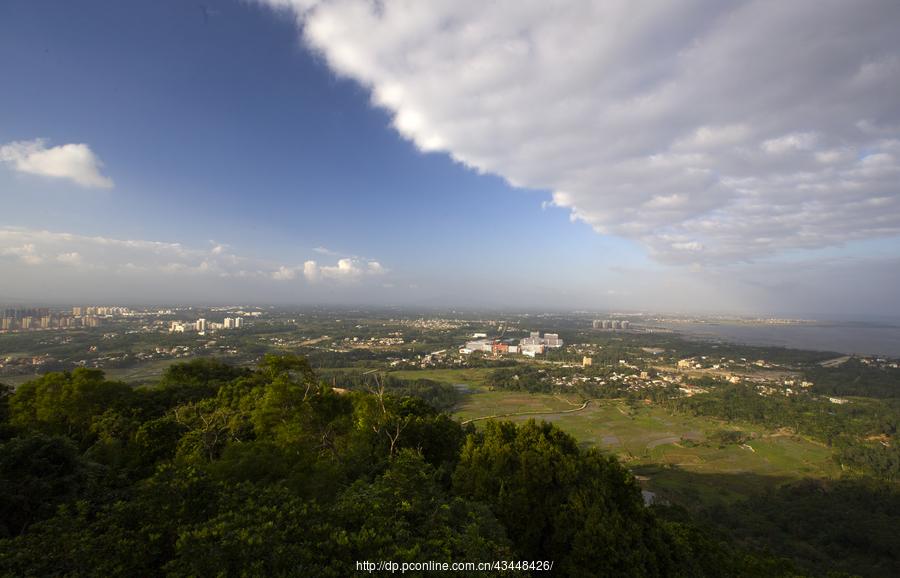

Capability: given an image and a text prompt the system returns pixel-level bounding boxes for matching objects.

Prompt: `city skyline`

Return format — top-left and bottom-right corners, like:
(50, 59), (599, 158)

(2, 0), (900, 316)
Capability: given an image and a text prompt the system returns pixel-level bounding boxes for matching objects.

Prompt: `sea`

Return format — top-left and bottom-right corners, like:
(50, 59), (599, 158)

(655, 321), (900, 358)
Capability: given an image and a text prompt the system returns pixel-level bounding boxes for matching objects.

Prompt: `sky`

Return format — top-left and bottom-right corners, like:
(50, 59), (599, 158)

(1, 0), (899, 317)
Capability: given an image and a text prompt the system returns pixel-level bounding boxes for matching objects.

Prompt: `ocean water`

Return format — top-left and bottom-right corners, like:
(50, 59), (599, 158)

(657, 322), (900, 358)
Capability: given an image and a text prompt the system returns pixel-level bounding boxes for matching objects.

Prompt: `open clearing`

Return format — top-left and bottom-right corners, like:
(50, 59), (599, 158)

(388, 367), (495, 387)
(3, 357), (244, 387)
(454, 389), (840, 506)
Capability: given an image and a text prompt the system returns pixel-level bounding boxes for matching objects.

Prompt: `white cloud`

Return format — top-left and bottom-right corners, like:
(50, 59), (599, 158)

(313, 246), (340, 256)
(0, 139), (113, 189)
(303, 260), (319, 282)
(56, 252), (83, 266)
(0, 243), (43, 265)
(0, 227), (387, 285)
(271, 265), (298, 280)
(761, 132), (819, 154)
(261, 0), (900, 264)
(298, 257), (387, 282)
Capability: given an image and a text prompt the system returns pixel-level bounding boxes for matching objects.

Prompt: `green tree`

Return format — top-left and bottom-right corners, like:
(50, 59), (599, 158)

(331, 450), (515, 572)
(0, 434), (95, 538)
(159, 357), (251, 390)
(0, 382), (13, 441)
(9, 369), (132, 444)
(453, 420), (694, 576)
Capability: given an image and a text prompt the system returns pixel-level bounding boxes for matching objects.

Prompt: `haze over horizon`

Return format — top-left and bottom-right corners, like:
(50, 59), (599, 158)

(3, 0), (900, 317)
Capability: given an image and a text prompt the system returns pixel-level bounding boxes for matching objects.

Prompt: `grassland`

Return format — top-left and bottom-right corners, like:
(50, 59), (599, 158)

(454, 389), (840, 507)
(3, 357), (224, 387)
(388, 367), (495, 387)
(101, 359), (195, 385)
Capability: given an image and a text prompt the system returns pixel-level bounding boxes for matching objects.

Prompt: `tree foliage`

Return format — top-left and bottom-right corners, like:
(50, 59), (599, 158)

(0, 355), (848, 576)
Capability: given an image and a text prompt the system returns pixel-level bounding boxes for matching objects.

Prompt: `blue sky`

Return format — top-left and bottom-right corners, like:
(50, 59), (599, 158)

(2, 0), (899, 316)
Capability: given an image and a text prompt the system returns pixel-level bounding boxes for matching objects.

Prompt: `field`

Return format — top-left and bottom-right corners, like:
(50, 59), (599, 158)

(3, 357), (215, 387)
(454, 389), (840, 507)
(387, 368), (495, 387)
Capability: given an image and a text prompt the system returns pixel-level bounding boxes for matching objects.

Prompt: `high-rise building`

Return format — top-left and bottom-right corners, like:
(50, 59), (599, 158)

(234, 317), (243, 329)
(520, 332), (541, 346)
(224, 317), (235, 329)
(621, 320), (631, 330)
(72, 306), (83, 316)
(196, 318), (208, 332)
(0, 318), (12, 330)
(519, 331), (563, 350)
(21, 317), (33, 329)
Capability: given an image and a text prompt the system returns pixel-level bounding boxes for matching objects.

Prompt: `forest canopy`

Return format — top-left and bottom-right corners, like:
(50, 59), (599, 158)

(0, 356), (885, 576)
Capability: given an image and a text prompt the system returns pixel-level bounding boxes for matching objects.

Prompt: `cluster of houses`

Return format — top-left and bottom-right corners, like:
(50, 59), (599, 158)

(460, 331), (563, 358)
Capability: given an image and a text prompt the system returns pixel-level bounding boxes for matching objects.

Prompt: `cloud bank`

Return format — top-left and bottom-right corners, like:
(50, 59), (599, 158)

(262, 0), (900, 263)
(0, 227), (385, 286)
(272, 258), (385, 282)
(0, 139), (114, 189)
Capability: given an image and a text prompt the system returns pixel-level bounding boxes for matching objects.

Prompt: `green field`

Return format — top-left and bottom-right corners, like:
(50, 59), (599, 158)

(387, 367), (495, 387)
(2, 357), (224, 387)
(454, 389), (840, 507)
(103, 359), (193, 385)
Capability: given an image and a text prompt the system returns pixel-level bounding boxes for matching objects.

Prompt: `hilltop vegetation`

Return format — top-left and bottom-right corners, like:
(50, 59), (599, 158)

(483, 357), (900, 482)
(804, 358), (900, 399)
(664, 381), (900, 481)
(0, 356), (809, 577)
(453, 368), (900, 576)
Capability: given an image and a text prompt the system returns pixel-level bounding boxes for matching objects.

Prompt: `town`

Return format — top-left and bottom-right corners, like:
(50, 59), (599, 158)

(4, 308), (894, 414)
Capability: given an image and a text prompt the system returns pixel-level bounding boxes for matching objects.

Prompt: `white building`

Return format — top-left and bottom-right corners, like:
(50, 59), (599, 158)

(520, 343), (545, 356)
(519, 331), (563, 349)
(464, 339), (493, 353)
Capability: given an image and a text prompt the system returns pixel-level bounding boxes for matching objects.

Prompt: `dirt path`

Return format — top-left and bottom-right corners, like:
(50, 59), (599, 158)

(554, 394), (584, 407)
(461, 400), (591, 425)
